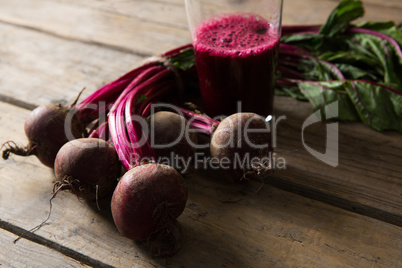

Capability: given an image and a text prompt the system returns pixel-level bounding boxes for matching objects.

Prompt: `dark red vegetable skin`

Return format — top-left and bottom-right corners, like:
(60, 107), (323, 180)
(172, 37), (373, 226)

(54, 138), (121, 199)
(111, 163), (187, 241)
(24, 103), (85, 168)
(147, 111), (197, 172)
(210, 112), (272, 182)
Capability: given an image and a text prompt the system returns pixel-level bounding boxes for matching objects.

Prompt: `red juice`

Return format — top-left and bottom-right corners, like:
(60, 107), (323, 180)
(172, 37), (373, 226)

(193, 13), (280, 116)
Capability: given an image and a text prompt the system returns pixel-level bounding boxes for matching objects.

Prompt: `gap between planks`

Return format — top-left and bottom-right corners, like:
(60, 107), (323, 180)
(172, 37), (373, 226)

(267, 174), (402, 227)
(0, 219), (115, 268)
(0, 94), (38, 111)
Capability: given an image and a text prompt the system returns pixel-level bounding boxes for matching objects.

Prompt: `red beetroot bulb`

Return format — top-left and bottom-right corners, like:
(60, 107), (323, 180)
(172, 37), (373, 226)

(111, 163), (187, 256)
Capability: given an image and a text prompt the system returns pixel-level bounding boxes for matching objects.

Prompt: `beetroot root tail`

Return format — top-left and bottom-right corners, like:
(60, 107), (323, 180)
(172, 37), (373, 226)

(147, 202), (183, 257)
(1, 141), (36, 160)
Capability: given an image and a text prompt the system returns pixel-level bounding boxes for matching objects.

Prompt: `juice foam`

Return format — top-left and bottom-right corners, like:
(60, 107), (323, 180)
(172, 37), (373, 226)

(194, 13), (278, 56)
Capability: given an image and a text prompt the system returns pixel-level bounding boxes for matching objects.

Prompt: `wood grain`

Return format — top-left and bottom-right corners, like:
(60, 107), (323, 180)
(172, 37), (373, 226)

(0, 22), (145, 108)
(272, 96), (402, 226)
(0, 229), (90, 268)
(282, 0), (402, 26)
(0, 0), (400, 60)
(0, 102), (401, 267)
(0, 0), (190, 56)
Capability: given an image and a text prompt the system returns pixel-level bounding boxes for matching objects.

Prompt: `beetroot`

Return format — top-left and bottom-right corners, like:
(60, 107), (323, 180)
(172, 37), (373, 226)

(2, 103), (85, 168)
(54, 138), (121, 199)
(147, 111), (197, 173)
(111, 163), (187, 256)
(104, 52), (193, 256)
(210, 112), (272, 182)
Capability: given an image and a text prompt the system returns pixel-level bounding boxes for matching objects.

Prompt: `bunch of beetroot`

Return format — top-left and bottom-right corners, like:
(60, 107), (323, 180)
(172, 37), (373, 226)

(1, 43), (274, 257)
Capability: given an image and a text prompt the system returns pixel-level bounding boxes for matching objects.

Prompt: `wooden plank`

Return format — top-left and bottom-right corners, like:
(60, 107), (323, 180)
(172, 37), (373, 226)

(0, 0), (400, 60)
(0, 0), (190, 56)
(282, 0), (402, 26)
(0, 102), (401, 267)
(359, 0), (402, 9)
(0, 22), (145, 108)
(272, 96), (402, 225)
(0, 229), (90, 268)
(183, 171), (402, 268)
(55, 0), (189, 30)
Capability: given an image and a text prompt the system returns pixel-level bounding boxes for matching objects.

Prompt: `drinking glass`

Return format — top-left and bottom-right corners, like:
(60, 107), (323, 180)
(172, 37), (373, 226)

(185, 0), (283, 116)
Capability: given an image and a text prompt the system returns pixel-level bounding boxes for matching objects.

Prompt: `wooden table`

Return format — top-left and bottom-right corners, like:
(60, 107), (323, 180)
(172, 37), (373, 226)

(0, 0), (401, 267)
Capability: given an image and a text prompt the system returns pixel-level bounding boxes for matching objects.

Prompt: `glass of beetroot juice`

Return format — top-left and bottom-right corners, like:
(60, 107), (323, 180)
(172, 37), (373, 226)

(185, 0), (283, 116)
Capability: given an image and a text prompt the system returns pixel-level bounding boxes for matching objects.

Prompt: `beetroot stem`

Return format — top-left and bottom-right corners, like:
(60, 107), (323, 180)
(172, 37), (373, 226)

(161, 43), (194, 58)
(347, 27), (402, 59)
(108, 109), (131, 170)
(125, 92), (156, 167)
(109, 65), (165, 114)
(177, 107), (219, 126)
(140, 83), (175, 117)
(175, 107), (220, 135)
(77, 62), (157, 109)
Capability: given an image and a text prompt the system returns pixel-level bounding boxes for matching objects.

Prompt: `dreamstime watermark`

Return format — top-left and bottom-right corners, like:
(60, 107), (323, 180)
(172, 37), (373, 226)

(63, 100), (339, 170)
